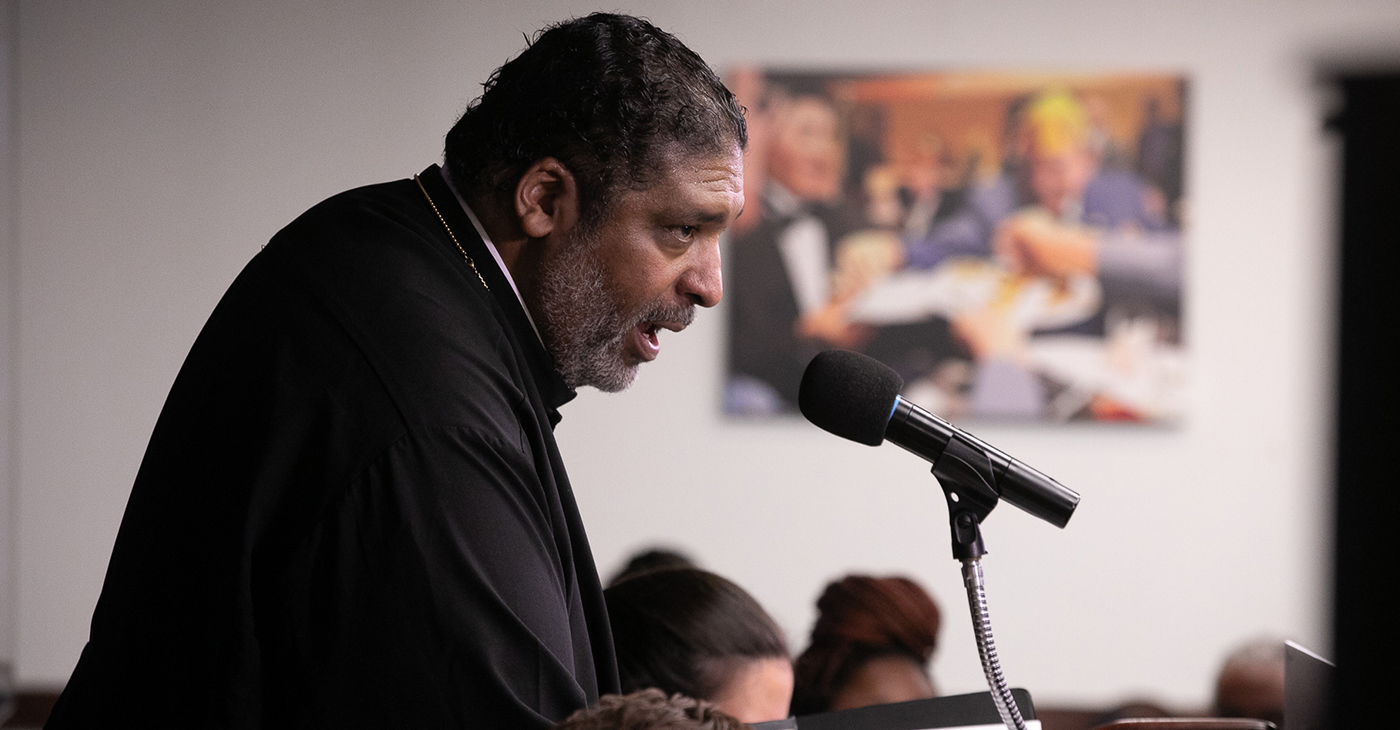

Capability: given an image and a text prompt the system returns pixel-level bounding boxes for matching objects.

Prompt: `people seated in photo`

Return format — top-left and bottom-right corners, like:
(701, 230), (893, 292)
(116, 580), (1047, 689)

(554, 689), (748, 730)
(906, 89), (1167, 274)
(1213, 638), (1285, 727)
(727, 80), (1184, 423)
(605, 568), (793, 724)
(790, 574), (942, 715)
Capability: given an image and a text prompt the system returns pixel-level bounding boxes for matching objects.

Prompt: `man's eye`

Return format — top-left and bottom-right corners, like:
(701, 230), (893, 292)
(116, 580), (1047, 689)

(674, 225), (697, 241)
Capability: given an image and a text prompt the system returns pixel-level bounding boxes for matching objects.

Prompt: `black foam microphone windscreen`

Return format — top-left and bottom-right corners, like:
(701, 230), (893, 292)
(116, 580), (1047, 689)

(798, 350), (904, 446)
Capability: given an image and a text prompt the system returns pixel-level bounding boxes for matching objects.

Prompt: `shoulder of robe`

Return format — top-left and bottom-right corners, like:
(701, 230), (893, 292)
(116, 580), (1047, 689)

(257, 178), (537, 439)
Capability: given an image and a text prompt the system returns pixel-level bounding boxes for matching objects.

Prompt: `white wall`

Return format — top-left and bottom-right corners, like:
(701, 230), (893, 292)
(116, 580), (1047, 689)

(14, 0), (1400, 709)
(1, 0), (15, 672)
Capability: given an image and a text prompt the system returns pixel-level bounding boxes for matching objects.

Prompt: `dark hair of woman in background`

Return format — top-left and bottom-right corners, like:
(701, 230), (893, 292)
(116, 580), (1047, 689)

(606, 546), (696, 587)
(604, 567), (793, 724)
(790, 574), (942, 716)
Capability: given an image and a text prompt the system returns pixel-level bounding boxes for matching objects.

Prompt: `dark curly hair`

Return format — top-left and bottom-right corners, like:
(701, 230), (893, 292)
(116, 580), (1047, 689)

(555, 689), (749, 730)
(445, 13), (747, 227)
(605, 568), (788, 703)
(790, 575), (942, 715)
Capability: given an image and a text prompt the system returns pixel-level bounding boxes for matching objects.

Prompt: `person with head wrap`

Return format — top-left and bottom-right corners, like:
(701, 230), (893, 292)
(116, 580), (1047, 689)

(790, 575), (942, 716)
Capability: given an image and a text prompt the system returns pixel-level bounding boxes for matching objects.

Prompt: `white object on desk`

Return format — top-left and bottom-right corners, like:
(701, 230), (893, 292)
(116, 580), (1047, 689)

(848, 259), (1099, 332)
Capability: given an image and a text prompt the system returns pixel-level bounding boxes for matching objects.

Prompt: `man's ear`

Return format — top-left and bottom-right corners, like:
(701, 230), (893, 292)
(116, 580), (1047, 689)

(514, 158), (579, 239)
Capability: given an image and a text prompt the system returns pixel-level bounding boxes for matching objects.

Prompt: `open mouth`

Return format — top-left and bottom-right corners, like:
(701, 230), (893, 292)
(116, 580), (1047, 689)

(633, 322), (662, 361)
(631, 318), (688, 362)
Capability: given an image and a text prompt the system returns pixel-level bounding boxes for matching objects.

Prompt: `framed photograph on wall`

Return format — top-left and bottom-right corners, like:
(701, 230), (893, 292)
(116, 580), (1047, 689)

(724, 69), (1187, 424)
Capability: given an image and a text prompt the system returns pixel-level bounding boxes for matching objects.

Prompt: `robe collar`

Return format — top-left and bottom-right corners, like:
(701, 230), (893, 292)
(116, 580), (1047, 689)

(439, 165), (544, 345)
(417, 164), (577, 424)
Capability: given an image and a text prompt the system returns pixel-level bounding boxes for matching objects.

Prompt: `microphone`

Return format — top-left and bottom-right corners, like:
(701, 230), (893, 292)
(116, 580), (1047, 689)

(798, 350), (1080, 528)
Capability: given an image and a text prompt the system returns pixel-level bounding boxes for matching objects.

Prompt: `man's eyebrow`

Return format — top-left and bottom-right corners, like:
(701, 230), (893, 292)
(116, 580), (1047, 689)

(670, 205), (740, 225)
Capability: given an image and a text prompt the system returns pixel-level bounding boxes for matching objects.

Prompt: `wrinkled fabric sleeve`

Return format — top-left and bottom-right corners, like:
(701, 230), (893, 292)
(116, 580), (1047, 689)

(258, 425), (589, 729)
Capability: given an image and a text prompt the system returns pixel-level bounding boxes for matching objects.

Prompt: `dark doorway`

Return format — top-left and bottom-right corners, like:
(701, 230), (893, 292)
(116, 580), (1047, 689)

(1330, 72), (1400, 728)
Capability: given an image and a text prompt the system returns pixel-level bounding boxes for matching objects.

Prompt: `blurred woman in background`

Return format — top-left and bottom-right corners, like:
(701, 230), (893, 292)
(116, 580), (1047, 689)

(790, 574), (942, 715)
(605, 568), (793, 724)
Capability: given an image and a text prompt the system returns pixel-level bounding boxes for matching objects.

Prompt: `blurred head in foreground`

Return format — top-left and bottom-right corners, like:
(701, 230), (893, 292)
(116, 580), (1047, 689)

(1213, 638), (1285, 727)
(791, 575), (942, 715)
(555, 689), (749, 730)
(605, 568), (792, 723)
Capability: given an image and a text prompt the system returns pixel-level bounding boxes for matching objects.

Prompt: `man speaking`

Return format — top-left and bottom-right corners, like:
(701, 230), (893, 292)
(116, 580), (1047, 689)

(46, 13), (746, 729)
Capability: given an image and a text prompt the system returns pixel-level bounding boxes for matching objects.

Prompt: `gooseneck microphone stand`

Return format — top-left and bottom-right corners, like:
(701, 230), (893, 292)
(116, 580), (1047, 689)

(797, 350), (1079, 729)
(933, 433), (1028, 730)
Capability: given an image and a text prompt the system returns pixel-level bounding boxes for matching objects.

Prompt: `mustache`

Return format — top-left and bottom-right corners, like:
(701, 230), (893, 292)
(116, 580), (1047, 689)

(633, 299), (696, 330)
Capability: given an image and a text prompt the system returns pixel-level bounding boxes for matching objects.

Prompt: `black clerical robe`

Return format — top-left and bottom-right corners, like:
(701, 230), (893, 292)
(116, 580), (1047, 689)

(46, 165), (619, 728)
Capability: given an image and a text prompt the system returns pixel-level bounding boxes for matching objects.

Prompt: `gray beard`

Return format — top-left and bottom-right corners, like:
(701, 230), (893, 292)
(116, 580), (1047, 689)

(534, 230), (695, 393)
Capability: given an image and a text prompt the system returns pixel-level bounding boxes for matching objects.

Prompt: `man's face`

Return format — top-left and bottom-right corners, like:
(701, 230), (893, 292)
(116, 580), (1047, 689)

(1028, 146), (1096, 218)
(534, 146), (744, 392)
(767, 97), (843, 202)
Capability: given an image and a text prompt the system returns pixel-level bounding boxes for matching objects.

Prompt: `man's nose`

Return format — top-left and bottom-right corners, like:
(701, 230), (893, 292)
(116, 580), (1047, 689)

(679, 239), (723, 308)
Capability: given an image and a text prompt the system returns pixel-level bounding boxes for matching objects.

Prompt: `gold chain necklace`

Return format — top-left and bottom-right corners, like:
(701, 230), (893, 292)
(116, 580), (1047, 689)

(414, 174), (489, 291)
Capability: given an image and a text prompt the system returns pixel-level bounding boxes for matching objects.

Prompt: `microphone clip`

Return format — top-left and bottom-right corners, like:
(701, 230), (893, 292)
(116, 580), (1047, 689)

(932, 433), (1002, 560)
